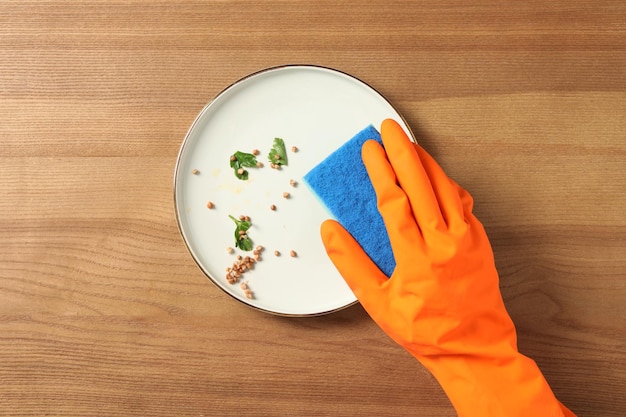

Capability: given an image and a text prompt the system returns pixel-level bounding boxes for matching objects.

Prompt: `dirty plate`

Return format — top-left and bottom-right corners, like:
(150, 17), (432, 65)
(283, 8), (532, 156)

(173, 65), (411, 316)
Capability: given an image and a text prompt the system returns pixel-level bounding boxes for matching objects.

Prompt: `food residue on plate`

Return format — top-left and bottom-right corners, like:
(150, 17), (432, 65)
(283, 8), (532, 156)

(229, 214), (253, 251)
(268, 137), (288, 167)
(230, 151), (258, 180)
(225, 245), (266, 299)
(216, 137), (302, 300)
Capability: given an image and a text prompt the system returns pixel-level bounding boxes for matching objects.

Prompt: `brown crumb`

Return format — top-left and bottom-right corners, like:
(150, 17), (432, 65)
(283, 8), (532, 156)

(226, 255), (258, 285)
(270, 204), (276, 211)
(274, 250), (280, 257)
(192, 169), (199, 175)
(253, 245), (264, 261)
(257, 161), (264, 168)
(252, 149), (260, 156)
(207, 201), (214, 209)
(289, 179), (297, 187)
(290, 250), (297, 258)
(244, 289), (254, 299)
(291, 146), (298, 152)
(283, 192), (290, 199)
(226, 247), (234, 254)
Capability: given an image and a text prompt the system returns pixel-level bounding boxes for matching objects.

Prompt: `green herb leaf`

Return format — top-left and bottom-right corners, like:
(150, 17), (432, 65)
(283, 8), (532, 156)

(229, 215), (253, 251)
(268, 137), (288, 166)
(230, 151), (258, 180)
(234, 151), (258, 168)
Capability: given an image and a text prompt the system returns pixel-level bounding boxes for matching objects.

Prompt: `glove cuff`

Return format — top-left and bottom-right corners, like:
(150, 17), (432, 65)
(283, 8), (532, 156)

(417, 351), (573, 417)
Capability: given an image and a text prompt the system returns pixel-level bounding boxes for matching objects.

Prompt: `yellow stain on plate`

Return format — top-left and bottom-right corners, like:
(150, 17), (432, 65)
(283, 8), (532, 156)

(218, 182), (244, 194)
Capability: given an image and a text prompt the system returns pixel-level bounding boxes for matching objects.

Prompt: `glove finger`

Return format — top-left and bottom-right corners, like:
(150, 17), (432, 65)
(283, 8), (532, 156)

(412, 143), (468, 233)
(320, 219), (387, 304)
(446, 176), (474, 213)
(361, 140), (424, 266)
(419, 153), (485, 241)
(380, 119), (446, 234)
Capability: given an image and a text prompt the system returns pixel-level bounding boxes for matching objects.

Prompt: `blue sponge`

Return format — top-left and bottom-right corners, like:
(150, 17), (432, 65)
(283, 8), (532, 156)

(303, 125), (395, 277)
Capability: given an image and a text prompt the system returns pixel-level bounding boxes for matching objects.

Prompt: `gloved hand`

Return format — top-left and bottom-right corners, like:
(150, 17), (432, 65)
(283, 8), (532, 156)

(321, 119), (575, 417)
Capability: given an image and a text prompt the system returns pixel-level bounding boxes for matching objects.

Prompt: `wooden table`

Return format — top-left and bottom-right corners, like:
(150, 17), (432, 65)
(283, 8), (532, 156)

(1, 1), (624, 416)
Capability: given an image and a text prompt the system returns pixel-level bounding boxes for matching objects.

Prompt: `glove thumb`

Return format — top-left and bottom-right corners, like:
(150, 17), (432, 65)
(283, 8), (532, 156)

(320, 219), (388, 304)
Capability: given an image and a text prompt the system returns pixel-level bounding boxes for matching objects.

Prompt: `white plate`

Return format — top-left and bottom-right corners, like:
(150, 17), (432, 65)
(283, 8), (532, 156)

(174, 65), (412, 316)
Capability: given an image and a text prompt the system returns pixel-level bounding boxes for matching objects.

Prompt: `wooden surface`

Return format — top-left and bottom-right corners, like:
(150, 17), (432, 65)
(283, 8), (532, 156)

(1, 1), (624, 416)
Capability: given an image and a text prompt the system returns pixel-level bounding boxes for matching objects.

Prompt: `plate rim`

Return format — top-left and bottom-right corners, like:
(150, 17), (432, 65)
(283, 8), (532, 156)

(173, 64), (414, 317)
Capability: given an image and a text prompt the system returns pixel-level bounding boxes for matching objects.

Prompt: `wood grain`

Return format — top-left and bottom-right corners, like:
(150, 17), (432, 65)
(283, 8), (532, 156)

(1, 1), (624, 416)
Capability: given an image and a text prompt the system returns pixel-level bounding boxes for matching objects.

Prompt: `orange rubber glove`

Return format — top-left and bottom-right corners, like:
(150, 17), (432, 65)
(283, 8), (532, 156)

(321, 119), (576, 417)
